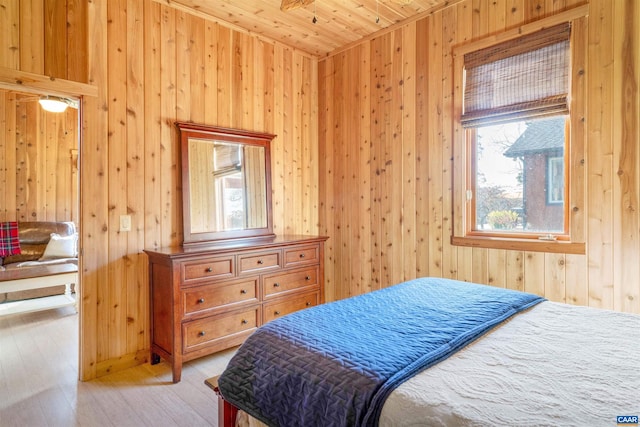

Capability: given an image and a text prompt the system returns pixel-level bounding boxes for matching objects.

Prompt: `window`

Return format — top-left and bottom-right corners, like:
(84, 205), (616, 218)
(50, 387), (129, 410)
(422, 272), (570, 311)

(547, 156), (564, 205)
(473, 116), (568, 235)
(452, 8), (587, 254)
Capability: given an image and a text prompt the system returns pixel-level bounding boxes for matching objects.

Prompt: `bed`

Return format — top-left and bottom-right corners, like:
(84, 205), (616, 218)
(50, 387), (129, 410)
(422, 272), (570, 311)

(213, 277), (640, 426)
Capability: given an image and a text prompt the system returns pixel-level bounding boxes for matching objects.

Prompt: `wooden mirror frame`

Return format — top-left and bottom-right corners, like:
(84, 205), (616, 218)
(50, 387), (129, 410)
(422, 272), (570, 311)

(178, 122), (275, 246)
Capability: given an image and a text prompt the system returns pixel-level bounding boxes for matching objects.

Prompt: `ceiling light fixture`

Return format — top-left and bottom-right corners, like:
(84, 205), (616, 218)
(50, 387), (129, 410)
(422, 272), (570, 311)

(38, 95), (77, 113)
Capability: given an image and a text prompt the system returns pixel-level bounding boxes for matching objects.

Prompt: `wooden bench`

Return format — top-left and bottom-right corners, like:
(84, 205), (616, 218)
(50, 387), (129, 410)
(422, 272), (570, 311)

(0, 263), (78, 316)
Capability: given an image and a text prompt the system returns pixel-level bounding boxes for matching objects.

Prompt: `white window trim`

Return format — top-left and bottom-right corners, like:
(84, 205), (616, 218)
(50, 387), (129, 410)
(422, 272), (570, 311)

(547, 156), (564, 205)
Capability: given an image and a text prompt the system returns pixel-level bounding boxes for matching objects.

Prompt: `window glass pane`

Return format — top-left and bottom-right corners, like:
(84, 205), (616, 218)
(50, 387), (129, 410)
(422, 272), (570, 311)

(474, 116), (566, 233)
(216, 172), (246, 231)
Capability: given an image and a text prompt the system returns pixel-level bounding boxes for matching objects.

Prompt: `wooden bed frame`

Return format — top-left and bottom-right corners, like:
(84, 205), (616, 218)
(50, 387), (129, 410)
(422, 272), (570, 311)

(205, 376), (237, 427)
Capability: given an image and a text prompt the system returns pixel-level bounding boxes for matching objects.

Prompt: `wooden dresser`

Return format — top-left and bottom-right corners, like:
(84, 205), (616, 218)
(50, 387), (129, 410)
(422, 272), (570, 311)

(144, 234), (328, 383)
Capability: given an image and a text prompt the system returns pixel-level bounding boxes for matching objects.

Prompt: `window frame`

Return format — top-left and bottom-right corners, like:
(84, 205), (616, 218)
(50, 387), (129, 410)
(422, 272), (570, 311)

(451, 7), (588, 255)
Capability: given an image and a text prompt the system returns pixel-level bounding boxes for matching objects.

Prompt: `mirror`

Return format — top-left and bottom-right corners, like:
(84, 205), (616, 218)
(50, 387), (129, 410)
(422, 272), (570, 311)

(178, 122), (275, 246)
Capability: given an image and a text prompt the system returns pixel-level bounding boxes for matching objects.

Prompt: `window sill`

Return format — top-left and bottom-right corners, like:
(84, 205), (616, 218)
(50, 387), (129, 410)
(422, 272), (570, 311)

(451, 236), (585, 254)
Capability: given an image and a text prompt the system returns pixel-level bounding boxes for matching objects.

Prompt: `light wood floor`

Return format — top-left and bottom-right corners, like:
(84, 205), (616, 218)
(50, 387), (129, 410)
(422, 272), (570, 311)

(0, 306), (237, 427)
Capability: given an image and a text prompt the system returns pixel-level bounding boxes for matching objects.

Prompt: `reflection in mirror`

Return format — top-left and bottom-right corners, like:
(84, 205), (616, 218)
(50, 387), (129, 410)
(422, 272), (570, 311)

(178, 122), (275, 246)
(188, 139), (267, 233)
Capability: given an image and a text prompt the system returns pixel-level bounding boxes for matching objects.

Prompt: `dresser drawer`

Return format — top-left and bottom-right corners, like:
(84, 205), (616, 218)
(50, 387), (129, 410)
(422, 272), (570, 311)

(238, 250), (281, 274)
(182, 307), (260, 353)
(182, 256), (235, 283)
(182, 277), (259, 317)
(263, 266), (318, 298)
(263, 291), (319, 323)
(146, 235), (326, 383)
(284, 244), (320, 267)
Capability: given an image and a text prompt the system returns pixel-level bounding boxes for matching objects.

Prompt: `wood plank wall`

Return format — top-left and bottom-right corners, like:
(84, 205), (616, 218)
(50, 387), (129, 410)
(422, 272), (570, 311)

(0, 0), (83, 225)
(0, 0), (637, 380)
(1, 0), (318, 380)
(0, 92), (78, 223)
(319, 0), (640, 314)
(85, 0), (317, 380)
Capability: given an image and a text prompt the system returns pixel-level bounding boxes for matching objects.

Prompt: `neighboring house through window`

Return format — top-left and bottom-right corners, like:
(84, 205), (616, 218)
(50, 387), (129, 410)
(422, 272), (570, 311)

(502, 116), (568, 232)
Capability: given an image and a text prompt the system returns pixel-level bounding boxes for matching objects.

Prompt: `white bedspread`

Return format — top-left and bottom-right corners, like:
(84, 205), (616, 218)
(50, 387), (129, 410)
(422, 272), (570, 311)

(379, 301), (640, 427)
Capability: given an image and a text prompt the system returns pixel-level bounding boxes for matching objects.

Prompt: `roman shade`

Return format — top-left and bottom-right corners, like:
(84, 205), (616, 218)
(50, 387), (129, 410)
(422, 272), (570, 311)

(461, 23), (571, 128)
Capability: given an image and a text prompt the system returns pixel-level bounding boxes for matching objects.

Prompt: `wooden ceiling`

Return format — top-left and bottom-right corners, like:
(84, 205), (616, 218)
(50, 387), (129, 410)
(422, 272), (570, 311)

(160, 0), (455, 57)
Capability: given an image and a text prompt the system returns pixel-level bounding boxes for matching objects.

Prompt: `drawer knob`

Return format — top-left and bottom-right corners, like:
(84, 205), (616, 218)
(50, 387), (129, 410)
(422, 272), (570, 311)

(198, 331), (206, 337)
(197, 298), (205, 304)
(305, 276), (311, 281)
(241, 319), (248, 324)
(206, 267), (213, 273)
(274, 311), (281, 315)
(306, 302), (311, 306)
(240, 289), (247, 294)
(273, 283), (280, 287)
(299, 253), (305, 258)
(257, 259), (264, 265)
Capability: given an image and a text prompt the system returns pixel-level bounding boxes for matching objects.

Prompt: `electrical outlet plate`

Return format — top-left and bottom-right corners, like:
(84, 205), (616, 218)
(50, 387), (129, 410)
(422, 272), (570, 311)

(120, 215), (132, 232)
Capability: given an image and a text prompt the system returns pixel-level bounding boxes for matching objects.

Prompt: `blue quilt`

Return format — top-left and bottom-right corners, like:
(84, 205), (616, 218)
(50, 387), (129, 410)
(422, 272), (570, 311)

(218, 277), (545, 426)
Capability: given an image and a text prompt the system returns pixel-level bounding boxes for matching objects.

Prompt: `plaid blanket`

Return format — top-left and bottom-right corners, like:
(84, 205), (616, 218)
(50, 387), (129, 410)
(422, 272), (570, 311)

(0, 222), (21, 257)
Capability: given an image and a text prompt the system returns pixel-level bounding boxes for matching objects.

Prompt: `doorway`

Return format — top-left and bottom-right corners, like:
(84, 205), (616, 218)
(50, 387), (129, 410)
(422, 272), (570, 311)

(0, 87), (81, 370)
